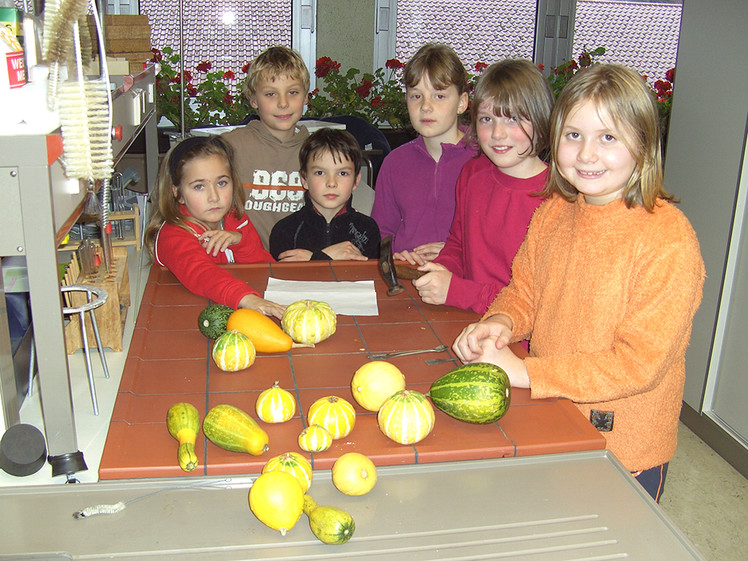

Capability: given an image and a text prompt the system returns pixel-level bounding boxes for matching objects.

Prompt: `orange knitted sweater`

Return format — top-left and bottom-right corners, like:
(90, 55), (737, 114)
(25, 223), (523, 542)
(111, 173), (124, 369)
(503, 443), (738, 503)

(486, 195), (705, 471)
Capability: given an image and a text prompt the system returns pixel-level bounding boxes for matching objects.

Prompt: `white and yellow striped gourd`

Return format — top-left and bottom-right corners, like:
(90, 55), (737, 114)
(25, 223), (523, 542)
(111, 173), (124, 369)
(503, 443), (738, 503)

(298, 424), (333, 452)
(262, 452), (313, 493)
(307, 396), (355, 440)
(212, 330), (256, 371)
(377, 389), (435, 444)
(281, 300), (337, 344)
(256, 381), (296, 423)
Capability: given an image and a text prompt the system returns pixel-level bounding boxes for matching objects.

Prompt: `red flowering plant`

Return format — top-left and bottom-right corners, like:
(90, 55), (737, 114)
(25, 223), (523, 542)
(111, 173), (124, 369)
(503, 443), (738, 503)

(306, 56), (412, 130)
(150, 46), (252, 131)
(546, 46), (675, 132)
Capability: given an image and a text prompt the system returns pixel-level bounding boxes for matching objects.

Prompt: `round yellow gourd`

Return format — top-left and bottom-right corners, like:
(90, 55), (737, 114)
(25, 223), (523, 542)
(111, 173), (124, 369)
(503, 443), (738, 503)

(262, 452), (313, 493)
(332, 452), (377, 496)
(281, 300), (337, 345)
(256, 381), (296, 423)
(298, 424), (333, 452)
(377, 389), (435, 445)
(249, 471), (304, 536)
(307, 396), (355, 440)
(212, 330), (256, 371)
(351, 361), (406, 412)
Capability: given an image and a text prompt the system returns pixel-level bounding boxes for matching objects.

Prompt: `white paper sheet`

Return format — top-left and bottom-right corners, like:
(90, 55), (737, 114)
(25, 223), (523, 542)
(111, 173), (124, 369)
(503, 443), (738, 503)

(264, 278), (379, 316)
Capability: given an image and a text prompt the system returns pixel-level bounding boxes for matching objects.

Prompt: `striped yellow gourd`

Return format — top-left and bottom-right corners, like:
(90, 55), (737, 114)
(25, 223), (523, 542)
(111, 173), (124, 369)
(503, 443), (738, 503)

(256, 381), (296, 423)
(377, 389), (435, 445)
(212, 330), (256, 371)
(281, 300), (337, 344)
(307, 396), (355, 440)
(262, 452), (313, 492)
(298, 424), (333, 452)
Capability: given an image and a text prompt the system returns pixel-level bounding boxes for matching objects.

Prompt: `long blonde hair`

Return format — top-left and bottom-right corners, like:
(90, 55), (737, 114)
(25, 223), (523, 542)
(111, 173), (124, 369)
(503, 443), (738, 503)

(144, 135), (245, 260)
(543, 63), (671, 210)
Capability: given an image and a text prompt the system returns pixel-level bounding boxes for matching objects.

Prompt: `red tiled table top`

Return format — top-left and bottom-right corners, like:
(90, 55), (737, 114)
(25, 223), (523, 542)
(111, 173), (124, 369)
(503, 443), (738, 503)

(99, 261), (604, 480)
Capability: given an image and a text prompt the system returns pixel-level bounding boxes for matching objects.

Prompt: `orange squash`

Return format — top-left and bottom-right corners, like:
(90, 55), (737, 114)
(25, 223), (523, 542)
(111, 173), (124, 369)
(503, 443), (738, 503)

(226, 308), (295, 353)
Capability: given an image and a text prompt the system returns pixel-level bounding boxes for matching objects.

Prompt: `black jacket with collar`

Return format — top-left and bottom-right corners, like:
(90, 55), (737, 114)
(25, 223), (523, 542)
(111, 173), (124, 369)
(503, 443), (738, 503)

(269, 192), (381, 260)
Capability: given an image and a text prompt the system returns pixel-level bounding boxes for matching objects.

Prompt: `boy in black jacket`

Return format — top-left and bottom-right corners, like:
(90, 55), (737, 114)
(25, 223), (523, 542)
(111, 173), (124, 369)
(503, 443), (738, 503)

(269, 129), (381, 260)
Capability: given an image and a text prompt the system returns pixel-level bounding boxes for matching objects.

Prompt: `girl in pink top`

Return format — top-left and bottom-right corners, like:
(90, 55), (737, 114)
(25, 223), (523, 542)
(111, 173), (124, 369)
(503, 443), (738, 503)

(144, 136), (285, 318)
(412, 59), (554, 314)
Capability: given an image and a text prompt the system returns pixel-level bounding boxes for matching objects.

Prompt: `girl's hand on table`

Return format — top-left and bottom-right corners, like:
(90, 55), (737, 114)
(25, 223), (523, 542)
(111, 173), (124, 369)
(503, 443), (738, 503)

(413, 262), (451, 305)
(453, 314), (513, 363)
(395, 242), (444, 265)
(239, 294), (286, 319)
(200, 230), (241, 257)
(474, 336), (530, 388)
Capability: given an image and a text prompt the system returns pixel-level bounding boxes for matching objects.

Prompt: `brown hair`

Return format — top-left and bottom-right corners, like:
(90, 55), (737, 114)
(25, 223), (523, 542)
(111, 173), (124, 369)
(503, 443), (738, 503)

(299, 128), (364, 178)
(144, 136), (245, 260)
(543, 63), (670, 210)
(242, 46), (310, 101)
(403, 43), (469, 93)
(470, 59), (554, 158)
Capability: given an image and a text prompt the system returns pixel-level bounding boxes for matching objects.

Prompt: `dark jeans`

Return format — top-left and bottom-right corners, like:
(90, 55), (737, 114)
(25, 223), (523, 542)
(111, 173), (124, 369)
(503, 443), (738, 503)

(634, 463), (669, 502)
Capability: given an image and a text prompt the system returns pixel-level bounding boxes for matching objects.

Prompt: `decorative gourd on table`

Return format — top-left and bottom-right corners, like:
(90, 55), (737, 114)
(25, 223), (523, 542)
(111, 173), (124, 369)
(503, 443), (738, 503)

(166, 402), (200, 472)
(377, 389), (435, 445)
(427, 362), (512, 424)
(249, 470), (304, 536)
(203, 404), (269, 455)
(298, 424), (333, 452)
(351, 360), (406, 411)
(211, 330), (256, 371)
(197, 304), (234, 339)
(262, 452), (313, 492)
(307, 396), (356, 440)
(332, 452), (377, 496)
(302, 494), (356, 545)
(281, 300), (337, 344)
(256, 381), (296, 423)
(226, 308), (311, 353)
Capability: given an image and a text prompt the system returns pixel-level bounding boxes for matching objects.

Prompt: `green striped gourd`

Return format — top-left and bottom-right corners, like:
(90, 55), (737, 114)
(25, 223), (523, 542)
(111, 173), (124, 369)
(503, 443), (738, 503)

(197, 304), (234, 339)
(212, 329), (256, 371)
(281, 300), (336, 344)
(427, 362), (511, 424)
(377, 389), (435, 444)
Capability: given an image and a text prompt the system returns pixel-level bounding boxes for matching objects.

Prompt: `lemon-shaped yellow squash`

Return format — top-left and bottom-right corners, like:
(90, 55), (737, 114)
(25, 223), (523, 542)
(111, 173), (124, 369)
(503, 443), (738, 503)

(351, 360), (406, 412)
(262, 452), (313, 493)
(249, 471), (304, 536)
(302, 494), (355, 545)
(281, 300), (337, 344)
(212, 330), (256, 371)
(378, 389), (435, 445)
(256, 381), (296, 423)
(166, 402), (200, 472)
(203, 404), (269, 455)
(298, 424), (333, 452)
(307, 395), (355, 440)
(332, 452), (377, 496)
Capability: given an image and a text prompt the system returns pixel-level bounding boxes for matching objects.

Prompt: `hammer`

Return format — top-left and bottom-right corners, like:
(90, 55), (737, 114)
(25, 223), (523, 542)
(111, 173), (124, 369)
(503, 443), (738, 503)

(379, 236), (426, 296)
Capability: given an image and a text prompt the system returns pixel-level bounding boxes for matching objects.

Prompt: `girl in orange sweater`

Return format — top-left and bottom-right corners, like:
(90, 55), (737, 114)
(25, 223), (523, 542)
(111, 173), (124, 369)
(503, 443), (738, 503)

(453, 64), (705, 502)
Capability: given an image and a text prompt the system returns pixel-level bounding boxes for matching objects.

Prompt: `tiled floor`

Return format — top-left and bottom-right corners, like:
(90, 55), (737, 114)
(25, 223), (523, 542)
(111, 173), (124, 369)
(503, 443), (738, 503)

(1, 245), (746, 561)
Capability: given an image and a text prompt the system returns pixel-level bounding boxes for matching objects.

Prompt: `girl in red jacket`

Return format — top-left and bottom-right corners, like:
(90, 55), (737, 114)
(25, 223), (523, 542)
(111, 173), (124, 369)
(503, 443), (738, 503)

(144, 136), (285, 318)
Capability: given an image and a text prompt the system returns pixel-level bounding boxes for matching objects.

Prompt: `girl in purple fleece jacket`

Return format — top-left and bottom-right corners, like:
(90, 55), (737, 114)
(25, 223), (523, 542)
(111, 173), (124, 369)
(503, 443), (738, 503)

(371, 43), (476, 261)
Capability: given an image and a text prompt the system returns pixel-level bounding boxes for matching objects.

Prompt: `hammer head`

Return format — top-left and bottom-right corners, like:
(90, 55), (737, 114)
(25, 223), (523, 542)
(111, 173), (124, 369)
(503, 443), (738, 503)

(379, 236), (405, 296)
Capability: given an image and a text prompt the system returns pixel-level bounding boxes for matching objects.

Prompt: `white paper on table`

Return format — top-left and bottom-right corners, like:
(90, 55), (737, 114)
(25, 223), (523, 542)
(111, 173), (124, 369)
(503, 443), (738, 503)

(264, 278), (379, 316)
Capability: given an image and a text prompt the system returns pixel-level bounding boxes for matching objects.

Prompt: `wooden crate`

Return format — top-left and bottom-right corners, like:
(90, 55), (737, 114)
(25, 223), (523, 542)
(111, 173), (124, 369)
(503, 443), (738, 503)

(63, 246), (130, 354)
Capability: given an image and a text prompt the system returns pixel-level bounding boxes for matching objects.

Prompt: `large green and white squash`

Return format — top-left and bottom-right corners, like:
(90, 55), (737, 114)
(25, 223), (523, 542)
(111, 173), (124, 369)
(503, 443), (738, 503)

(427, 362), (511, 424)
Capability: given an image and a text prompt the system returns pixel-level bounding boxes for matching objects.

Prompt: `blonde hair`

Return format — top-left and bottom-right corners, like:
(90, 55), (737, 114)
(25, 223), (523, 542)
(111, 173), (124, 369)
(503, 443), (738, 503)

(144, 136), (245, 260)
(470, 59), (554, 159)
(242, 46), (310, 101)
(544, 63), (671, 210)
(403, 43), (469, 94)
